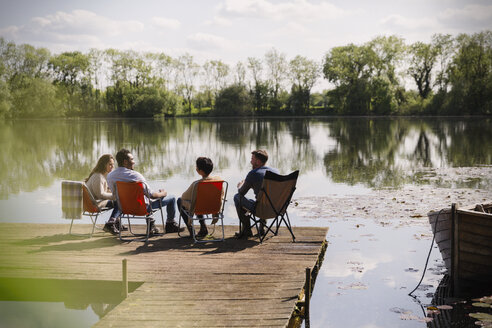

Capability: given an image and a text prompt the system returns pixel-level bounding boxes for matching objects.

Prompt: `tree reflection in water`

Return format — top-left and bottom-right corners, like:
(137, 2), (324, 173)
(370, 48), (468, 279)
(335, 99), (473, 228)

(0, 117), (490, 199)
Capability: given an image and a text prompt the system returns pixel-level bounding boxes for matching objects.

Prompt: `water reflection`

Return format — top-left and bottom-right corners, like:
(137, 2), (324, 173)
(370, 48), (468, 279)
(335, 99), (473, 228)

(0, 117), (490, 200)
(324, 118), (492, 188)
(0, 277), (142, 327)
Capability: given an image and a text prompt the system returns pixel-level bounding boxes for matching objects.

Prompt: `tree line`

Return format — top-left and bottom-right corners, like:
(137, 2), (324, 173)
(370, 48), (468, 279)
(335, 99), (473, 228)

(0, 31), (491, 118)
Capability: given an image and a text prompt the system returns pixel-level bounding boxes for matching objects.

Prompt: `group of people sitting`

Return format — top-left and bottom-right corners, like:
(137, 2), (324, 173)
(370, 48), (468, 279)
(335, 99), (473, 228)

(85, 148), (277, 239)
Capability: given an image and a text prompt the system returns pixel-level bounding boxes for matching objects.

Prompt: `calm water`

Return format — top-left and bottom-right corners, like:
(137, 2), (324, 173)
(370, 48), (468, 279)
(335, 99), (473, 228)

(0, 117), (491, 327)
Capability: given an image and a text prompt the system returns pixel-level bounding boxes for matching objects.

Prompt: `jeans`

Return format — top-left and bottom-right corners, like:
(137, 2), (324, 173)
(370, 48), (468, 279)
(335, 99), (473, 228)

(106, 200), (120, 222)
(177, 197), (204, 226)
(148, 194), (176, 222)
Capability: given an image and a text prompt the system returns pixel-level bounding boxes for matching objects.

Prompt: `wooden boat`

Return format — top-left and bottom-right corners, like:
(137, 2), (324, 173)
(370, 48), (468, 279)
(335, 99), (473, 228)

(428, 203), (492, 295)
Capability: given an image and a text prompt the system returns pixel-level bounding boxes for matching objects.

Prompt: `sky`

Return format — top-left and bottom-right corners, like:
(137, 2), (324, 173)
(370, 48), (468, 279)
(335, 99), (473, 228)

(1, 0), (491, 87)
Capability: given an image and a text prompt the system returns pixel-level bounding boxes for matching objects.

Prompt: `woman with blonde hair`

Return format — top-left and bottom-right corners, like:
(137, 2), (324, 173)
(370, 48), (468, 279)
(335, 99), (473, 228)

(86, 154), (121, 234)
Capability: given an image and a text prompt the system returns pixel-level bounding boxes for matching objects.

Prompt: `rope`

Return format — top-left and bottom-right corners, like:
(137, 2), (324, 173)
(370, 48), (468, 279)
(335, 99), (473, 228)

(408, 209), (444, 297)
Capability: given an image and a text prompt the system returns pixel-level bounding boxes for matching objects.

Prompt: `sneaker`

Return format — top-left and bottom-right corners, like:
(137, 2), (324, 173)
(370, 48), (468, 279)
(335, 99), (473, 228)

(114, 218), (128, 231)
(165, 221), (184, 233)
(234, 229), (253, 239)
(196, 227), (208, 238)
(185, 222), (193, 236)
(211, 214), (219, 225)
(103, 223), (119, 235)
(259, 224), (266, 237)
(149, 220), (160, 235)
(103, 223), (112, 233)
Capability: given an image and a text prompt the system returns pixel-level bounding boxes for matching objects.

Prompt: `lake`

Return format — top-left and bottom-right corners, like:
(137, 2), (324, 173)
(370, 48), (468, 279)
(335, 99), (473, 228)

(0, 116), (491, 327)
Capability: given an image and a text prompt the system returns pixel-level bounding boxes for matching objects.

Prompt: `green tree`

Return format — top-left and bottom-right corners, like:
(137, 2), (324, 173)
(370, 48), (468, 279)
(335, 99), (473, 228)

(0, 80), (11, 118)
(175, 54), (200, 114)
(265, 48), (287, 111)
(11, 78), (61, 117)
(407, 42), (437, 99)
(202, 60), (230, 109)
(49, 51), (91, 114)
(288, 55), (320, 113)
(247, 57), (269, 112)
(448, 31), (492, 114)
(323, 44), (373, 114)
(432, 33), (454, 93)
(367, 36), (405, 114)
(234, 61), (246, 86)
(214, 84), (253, 116)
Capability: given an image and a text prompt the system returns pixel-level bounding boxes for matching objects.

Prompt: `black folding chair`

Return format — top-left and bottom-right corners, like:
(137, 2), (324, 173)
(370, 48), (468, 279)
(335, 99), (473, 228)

(246, 170), (299, 243)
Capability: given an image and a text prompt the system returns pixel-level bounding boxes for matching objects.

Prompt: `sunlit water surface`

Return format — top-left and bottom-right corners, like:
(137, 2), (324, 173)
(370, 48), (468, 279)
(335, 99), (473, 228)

(0, 117), (490, 327)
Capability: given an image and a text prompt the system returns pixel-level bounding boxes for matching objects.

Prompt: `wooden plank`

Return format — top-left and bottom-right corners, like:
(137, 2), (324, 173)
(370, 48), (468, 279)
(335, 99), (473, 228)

(0, 223), (328, 328)
(459, 231), (492, 249)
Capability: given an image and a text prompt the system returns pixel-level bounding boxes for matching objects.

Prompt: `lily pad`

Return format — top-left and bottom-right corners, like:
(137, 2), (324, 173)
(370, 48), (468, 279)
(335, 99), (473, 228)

(469, 313), (492, 321)
(473, 302), (492, 308)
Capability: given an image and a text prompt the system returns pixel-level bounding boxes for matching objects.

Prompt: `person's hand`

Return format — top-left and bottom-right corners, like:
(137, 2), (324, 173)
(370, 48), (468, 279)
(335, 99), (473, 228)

(237, 180), (244, 189)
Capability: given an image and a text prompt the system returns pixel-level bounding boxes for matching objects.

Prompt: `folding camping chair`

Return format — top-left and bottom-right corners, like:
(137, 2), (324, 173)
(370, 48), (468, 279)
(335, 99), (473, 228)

(62, 181), (110, 237)
(178, 180), (228, 243)
(115, 181), (165, 242)
(82, 184), (111, 237)
(243, 170), (299, 243)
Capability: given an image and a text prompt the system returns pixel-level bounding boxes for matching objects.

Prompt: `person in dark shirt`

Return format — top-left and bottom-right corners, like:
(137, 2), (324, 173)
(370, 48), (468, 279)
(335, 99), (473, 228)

(233, 150), (279, 238)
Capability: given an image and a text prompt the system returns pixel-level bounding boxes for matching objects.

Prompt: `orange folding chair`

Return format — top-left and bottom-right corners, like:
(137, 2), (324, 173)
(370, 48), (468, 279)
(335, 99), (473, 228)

(82, 184), (111, 237)
(115, 181), (165, 242)
(178, 180), (228, 243)
(62, 180), (110, 237)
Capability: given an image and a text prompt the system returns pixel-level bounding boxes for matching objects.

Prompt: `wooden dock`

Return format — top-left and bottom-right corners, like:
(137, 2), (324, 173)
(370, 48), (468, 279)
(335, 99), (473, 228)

(0, 223), (328, 327)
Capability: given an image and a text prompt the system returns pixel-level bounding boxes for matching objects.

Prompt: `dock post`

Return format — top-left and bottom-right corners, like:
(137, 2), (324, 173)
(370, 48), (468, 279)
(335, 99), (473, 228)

(122, 258), (128, 298)
(305, 267), (311, 328)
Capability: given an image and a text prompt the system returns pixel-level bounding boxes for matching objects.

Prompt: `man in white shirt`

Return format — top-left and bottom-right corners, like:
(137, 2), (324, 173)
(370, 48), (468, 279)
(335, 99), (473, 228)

(107, 148), (182, 234)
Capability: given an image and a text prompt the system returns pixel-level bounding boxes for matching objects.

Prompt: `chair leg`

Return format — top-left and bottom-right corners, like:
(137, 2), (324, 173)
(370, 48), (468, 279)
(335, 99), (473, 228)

(177, 213), (183, 237)
(119, 215), (151, 242)
(275, 213), (296, 242)
(158, 199), (165, 234)
(90, 213), (99, 237)
(69, 219), (74, 235)
(220, 217), (225, 241)
(145, 217), (150, 243)
(284, 212), (296, 242)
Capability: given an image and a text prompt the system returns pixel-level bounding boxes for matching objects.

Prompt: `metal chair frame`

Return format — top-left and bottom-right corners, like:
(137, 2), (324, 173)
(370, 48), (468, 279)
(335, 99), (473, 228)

(244, 170), (298, 243)
(115, 181), (165, 242)
(80, 184), (111, 237)
(178, 180), (228, 243)
(63, 181), (110, 237)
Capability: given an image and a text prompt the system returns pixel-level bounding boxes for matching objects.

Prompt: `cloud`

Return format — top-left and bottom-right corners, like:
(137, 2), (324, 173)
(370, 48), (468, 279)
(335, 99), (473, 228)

(30, 10), (144, 37)
(0, 25), (19, 39)
(218, 0), (348, 22)
(187, 32), (230, 51)
(439, 4), (492, 22)
(151, 17), (181, 30)
(322, 251), (393, 279)
(0, 9), (145, 50)
(268, 21), (310, 38)
(380, 14), (441, 31)
(205, 15), (233, 27)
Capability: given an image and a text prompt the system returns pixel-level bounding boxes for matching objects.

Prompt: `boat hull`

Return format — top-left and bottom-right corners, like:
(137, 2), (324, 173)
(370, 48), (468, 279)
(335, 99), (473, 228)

(428, 203), (492, 295)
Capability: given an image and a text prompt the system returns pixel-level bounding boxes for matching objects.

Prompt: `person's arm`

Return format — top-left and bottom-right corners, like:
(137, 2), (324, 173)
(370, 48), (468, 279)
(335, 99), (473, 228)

(92, 174), (113, 200)
(100, 176), (115, 200)
(151, 189), (167, 198)
(238, 173), (253, 196)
